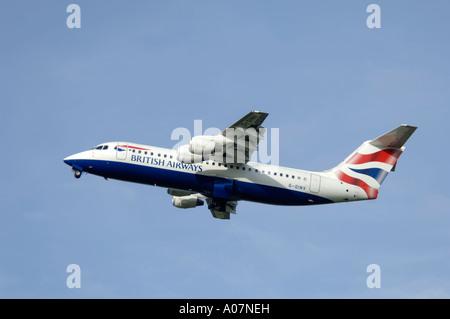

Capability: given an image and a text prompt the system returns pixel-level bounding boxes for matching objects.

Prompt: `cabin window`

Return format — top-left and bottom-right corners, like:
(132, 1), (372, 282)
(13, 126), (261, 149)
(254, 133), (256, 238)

(144, 151), (148, 155)
(224, 164), (228, 168)
(170, 155), (173, 159)
(236, 166), (239, 169)
(242, 167), (245, 171)
(280, 173), (283, 177)
(268, 171), (271, 175)
(212, 162), (215, 166)
(248, 168), (252, 172)
(138, 150), (141, 154)
(286, 174), (289, 178)
(133, 149), (136, 153)
(274, 172), (277, 176)
(230, 165), (234, 169)
(262, 170), (265, 174)
(218, 163), (221, 166)
(158, 153), (161, 157)
(255, 169), (259, 173)
(164, 154), (167, 158)
(292, 175), (295, 179)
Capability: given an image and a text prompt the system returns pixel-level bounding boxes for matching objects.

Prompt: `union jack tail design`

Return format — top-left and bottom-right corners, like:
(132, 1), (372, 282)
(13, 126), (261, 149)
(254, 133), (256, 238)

(332, 125), (417, 199)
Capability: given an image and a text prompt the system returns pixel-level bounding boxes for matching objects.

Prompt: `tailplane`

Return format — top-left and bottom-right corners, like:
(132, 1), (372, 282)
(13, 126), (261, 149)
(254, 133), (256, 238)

(331, 125), (417, 199)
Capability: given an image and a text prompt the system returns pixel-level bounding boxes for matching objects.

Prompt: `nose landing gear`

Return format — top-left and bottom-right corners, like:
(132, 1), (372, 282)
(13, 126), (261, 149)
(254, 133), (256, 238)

(70, 163), (84, 179)
(73, 169), (82, 179)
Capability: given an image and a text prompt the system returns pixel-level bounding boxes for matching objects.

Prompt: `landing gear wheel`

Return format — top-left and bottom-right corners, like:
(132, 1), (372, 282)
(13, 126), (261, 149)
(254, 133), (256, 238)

(74, 170), (82, 179)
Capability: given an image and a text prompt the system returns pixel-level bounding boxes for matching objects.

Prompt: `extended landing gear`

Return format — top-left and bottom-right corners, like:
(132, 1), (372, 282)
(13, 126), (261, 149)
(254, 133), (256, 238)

(73, 169), (82, 179)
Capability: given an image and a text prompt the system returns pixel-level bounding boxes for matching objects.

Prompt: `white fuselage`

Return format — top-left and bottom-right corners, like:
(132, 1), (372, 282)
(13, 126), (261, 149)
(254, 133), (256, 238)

(64, 142), (366, 206)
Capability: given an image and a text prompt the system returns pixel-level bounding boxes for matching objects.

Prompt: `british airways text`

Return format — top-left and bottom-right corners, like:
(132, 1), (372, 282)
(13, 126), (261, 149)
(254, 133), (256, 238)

(131, 154), (203, 172)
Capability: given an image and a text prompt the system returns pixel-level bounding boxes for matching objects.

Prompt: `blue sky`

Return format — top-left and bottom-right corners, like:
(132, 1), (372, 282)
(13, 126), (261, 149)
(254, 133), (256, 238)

(1, 1), (450, 298)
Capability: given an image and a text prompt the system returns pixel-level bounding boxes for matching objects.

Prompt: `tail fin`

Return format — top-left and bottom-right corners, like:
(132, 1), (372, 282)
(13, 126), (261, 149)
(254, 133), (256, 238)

(331, 125), (417, 199)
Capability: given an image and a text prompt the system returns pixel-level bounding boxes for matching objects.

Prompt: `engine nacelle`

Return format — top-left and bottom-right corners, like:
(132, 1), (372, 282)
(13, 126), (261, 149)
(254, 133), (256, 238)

(176, 144), (206, 163)
(172, 195), (204, 209)
(189, 135), (217, 155)
(167, 188), (193, 197)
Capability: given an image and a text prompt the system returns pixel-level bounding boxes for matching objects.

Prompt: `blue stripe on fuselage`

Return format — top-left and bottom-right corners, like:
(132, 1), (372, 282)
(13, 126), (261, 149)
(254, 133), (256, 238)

(66, 159), (333, 206)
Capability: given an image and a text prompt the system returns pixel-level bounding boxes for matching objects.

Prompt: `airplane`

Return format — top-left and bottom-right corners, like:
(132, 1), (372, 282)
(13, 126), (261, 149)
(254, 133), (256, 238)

(63, 111), (417, 219)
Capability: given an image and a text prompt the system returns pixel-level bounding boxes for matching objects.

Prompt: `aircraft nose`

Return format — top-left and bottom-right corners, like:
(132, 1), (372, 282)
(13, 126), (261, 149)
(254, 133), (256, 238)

(63, 154), (75, 166)
(63, 150), (91, 167)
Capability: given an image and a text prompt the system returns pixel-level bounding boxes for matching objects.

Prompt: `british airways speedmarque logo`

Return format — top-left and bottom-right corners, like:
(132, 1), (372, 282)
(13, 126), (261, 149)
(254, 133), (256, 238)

(114, 145), (150, 152)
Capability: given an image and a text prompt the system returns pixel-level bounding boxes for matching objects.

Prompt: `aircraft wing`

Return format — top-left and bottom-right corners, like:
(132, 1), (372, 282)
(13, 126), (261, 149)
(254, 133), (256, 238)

(169, 189), (238, 219)
(221, 110), (269, 135)
(219, 110), (269, 163)
(206, 198), (237, 220)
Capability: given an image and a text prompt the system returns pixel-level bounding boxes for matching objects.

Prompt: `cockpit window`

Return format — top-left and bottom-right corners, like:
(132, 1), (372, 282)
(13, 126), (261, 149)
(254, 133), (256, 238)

(93, 145), (109, 150)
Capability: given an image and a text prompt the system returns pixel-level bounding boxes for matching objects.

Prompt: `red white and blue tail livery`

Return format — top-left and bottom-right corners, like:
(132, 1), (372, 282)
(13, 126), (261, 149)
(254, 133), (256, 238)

(331, 124), (416, 200)
(63, 111), (417, 219)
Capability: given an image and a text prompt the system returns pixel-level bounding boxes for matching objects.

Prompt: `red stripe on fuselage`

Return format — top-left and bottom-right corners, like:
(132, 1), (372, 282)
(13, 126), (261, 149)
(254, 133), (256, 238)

(346, 149), (402, 166)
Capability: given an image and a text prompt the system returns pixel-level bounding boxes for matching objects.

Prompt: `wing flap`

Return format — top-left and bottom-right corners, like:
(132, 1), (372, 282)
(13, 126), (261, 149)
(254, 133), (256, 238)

(207, 198), (237, 220)
(210, 210), (230, 219)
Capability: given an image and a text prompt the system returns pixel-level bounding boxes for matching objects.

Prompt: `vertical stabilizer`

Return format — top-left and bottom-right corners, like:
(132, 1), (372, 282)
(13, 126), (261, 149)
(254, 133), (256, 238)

(331, 125), (417, 199)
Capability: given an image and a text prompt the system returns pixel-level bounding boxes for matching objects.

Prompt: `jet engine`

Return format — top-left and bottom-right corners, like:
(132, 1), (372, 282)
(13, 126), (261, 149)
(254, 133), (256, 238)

(177, 136), (220, 164)
(176, 144), (205, 163)
(172, 195), (205, 209)
(167, 188), (193, 197)
(188, 135), (217, 155)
